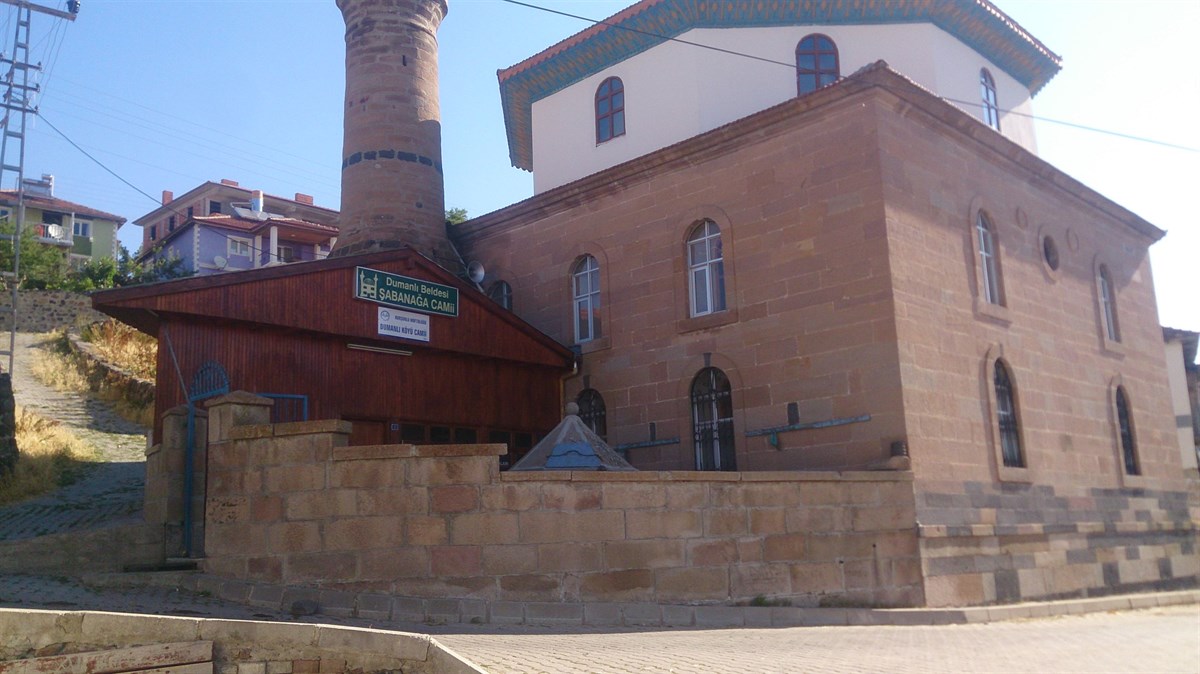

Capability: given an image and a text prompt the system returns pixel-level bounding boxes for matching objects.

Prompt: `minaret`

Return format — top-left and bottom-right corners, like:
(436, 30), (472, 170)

(332, 0), (453, 263)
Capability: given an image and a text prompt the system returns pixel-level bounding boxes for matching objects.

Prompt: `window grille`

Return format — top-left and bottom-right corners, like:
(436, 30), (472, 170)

(577, 388), (607, 440)
(796, 34), (839, 94)
(691, 367), (737, 471)
(994, 361), (1023, 467)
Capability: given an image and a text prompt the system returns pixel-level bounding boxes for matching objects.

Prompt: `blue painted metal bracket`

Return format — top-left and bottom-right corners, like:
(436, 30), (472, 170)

(613, 437), (681, 452)
(745, 414), (871, 449)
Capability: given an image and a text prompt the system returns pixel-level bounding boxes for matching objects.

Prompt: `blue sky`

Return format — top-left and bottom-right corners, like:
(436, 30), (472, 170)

(8, 0), (1199, 332)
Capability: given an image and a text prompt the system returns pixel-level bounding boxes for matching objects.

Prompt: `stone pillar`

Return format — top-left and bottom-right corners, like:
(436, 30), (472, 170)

(0, 373), (17, 479)
(145, 404), (206, 557)
(206, 391), (274, 444)
(331, 0), (453, 265)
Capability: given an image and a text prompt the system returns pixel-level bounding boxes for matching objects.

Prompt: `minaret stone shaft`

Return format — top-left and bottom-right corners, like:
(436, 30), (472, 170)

(332, 0), (452, 262)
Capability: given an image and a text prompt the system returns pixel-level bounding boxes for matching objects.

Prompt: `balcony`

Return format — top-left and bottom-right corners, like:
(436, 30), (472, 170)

(33, 223), (73, 247)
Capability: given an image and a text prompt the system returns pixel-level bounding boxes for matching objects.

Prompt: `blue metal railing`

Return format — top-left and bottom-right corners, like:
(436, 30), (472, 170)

(258, 393), (309, 423)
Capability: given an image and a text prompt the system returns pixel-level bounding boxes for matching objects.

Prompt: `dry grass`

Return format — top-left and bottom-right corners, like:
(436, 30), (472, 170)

(82, 320), (156, 380)
(31, 336), (88, 393)
(0, 407), (97, 506)
(30, 333), (154, 428)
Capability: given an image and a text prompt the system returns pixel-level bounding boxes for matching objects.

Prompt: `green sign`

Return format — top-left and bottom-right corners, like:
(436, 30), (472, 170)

(355, 266), (459, 317)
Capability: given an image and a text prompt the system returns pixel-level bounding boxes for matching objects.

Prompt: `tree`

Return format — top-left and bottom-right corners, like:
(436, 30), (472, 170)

(0, 221), (73, 290)
(445, 207), (468, 226)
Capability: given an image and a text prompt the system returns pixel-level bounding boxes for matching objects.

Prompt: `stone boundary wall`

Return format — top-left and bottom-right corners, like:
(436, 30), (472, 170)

(66, 332), (155, 408)
(0, 609), (482, 674)
(0, 290), (106, 333)
(0, 523), (163, 575)
(100, 572), (1200, 628)
(916, 482), (1200, 606)
(201, 394), (923, 608)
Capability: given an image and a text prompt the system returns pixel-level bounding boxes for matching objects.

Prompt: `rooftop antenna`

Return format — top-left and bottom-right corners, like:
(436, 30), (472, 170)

(0, 0), (78, 374)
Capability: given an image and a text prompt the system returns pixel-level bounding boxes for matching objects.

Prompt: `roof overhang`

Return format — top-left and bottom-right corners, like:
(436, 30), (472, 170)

(497, 0), (1062, 171)
(93, 248), (576, 370)
(463, 63), (1161, 246)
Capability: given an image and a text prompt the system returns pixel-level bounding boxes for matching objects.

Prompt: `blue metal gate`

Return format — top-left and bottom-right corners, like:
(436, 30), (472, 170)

(184, 361), (229, 557)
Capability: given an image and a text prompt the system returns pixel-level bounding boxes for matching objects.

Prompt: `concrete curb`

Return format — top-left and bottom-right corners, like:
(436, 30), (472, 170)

(0, 608), (486, 674)
(82, 572), (1200, 628)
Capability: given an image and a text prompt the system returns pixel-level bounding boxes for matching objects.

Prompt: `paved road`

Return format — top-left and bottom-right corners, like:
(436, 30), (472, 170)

(0, 333), (147, 541)
(0, 574), (1196, 673)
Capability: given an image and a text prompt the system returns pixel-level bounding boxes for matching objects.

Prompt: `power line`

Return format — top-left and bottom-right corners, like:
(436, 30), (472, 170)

(39, 111), (338, 268)
(500, 0), (1199, 155)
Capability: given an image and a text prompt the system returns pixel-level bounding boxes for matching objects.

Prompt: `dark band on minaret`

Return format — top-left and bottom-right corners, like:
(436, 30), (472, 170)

(332, 0), (453, 263)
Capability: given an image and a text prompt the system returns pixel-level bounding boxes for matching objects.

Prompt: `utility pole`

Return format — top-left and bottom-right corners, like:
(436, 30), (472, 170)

(0, 0), (77, 374)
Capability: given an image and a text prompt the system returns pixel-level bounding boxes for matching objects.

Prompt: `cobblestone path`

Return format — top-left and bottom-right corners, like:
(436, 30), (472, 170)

(0, 333), (148, 541)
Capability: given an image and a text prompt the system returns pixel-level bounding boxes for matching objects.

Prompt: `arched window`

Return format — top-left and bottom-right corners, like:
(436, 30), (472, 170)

(595, 77), (625, 143)
(691, 367), (736, 471)
(796, 34), (839, 95)
(687, 219), (726, 317)
(572, 255), (601, 343)
(976, 211), (1004, 305)
(1099, 265), (1120, 342)
(577, 388), (607, 440)
(993, 360), (1023, 468)
(487, 280), (513, 311)
(980, 68), (1000, 131)
(1116, 386), (1139, 475)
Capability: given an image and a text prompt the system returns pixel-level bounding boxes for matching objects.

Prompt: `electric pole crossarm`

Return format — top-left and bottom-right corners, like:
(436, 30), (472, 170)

(0, 0), (75, 21)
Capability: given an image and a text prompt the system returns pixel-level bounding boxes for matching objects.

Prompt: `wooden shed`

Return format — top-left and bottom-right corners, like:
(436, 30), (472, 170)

(92, 249), (575, 462)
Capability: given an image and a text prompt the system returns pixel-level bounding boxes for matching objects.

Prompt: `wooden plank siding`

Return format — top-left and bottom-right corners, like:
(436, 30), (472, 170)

(93, 248), (574, 444)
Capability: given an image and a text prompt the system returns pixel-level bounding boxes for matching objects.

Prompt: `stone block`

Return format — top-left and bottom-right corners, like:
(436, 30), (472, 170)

(430, 545), (482, 577)
(519, 510), (625, 544)
(355, 593), (393, 620)
(264, 465), (327, 493)
(450, 512), (520, 545)
(704, 509), (748, 536)
(626, 510), (702, 539)
(750, 509), (788, 535)
(694, 606), (745, 627)
(406, 516), (448, 546)
(603, 539), (685, 570)
(601, 483), (667, 509)
(431, 485), (480, 513)
(325, 517), (404, 551)
(655, 567), (729, 602)
(330, 460), (405, 489)
(580, 569), (655, 602)
(687, 539), (737, 566)
(498, 574), (560, 600)
(358, 548), (428, 580)
(763, 533), (806, 562)
(488, 601), (526, 624)
(789, 562), (844, 594)
(481, 544), (538, 575)
(537, 542), (603, 572)
(480, 483), (541, 510)
(731, 563), (791, 599)
(391, 597), (426, 623)
(407, 456), (494, 486)
(540, 483), (602, 510)
(660, 604), (695, 626)
(524, 603), (584, 625)
(286, 552), (358, 583)
(583, 603), (623, 626)
(619, 603), (663, 626)
(268, 521), (322, 554)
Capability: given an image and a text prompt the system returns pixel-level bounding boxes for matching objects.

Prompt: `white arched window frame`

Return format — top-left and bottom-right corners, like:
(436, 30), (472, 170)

(976, 212), (1003, 305)
(980, 68), (1001, 131)
(687, 220), (727, 317)
(1099, 265), (1120, 342)
(487, 280), (513, 311)
(572, 255), (601, 343)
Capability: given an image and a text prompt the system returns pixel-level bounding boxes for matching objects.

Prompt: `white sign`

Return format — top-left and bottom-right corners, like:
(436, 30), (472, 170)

(378, 307), (430, 342)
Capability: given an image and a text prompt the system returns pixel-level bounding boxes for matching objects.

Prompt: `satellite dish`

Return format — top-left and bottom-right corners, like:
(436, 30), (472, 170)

(213, 255), (228, 270)
(467, 260), (485, 283)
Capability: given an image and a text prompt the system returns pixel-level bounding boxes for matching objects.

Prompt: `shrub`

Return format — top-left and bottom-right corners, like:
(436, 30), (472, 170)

(0, 407), (96, 506)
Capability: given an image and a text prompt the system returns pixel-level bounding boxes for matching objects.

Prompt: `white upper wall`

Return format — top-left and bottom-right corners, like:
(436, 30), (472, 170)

(531, 23), (1037, 193)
